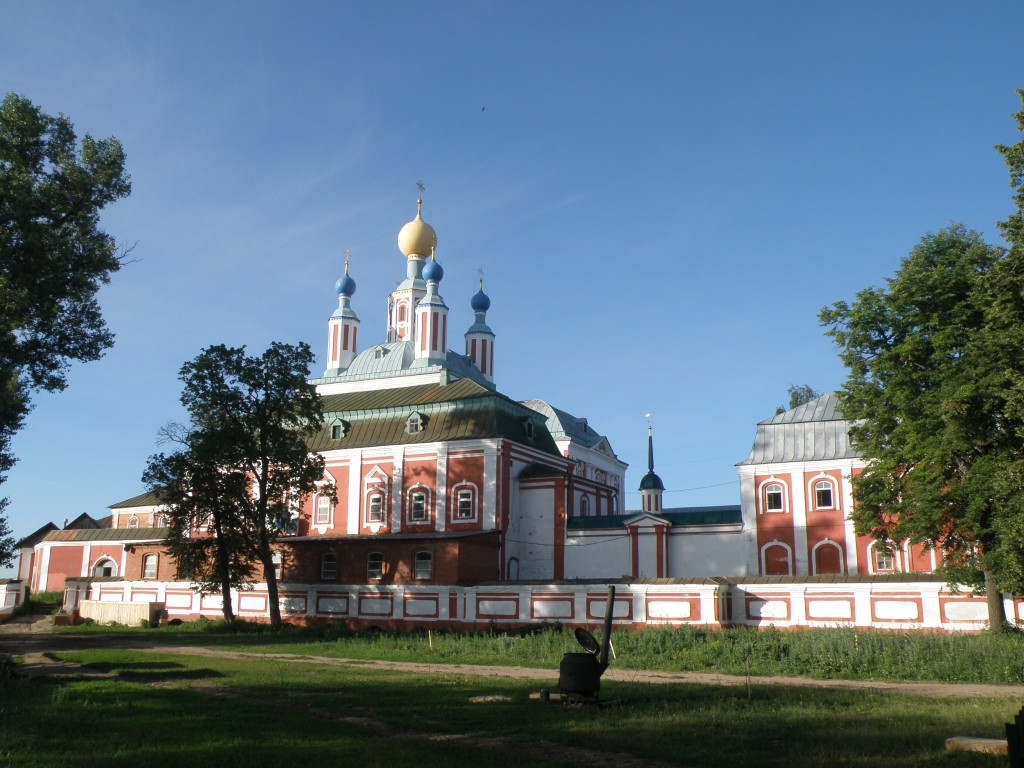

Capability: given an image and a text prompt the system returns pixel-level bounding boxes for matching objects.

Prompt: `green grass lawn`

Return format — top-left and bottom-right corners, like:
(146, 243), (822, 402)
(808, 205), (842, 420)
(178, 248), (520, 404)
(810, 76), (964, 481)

(0, 646), (1015, 767)
(72, 620), (1024, 685)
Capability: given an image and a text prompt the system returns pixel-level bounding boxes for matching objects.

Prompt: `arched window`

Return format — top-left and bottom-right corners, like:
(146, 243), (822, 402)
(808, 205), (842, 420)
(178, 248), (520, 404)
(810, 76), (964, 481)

(873, 546), (896, 572)
(812, 541), (843, 575)
(398, 303), (407, 322)
(316, 496), (331, 525)
(366, 552), (384, 580)
(760, 542), (792, 576)
(321, 553), (338, 580)
(813, 479), (835, 510)
(452, 482), (477, 521)
(156, 514), (169, 528)
(579, 495), (590, 517)
(127, 515), (139, 529)
(408, 490), (428, 522)
(92, 558), (117, 578)
(762, 482), (786, 513)
(414, 551), (433, 580)
(142, 554), (158, 579)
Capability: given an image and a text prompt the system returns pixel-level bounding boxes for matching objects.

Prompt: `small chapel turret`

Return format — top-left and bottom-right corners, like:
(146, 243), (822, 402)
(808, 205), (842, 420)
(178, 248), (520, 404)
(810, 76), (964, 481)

(414, 252), (449, 363)
(465, 273), (495, 382)
(323, 250), (360, 377)
(638, 417), (665, 513)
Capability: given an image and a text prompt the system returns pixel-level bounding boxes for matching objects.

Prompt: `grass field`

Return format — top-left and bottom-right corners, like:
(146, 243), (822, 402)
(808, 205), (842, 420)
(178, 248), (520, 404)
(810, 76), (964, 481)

(1, 633), (1019, 767)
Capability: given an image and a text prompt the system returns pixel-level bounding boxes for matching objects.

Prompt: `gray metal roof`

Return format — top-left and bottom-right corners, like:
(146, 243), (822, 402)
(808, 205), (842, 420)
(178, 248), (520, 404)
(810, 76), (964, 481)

(521, 399), (619, 457)
(738, 393), (861, 465)
(311, 341), (494, 390)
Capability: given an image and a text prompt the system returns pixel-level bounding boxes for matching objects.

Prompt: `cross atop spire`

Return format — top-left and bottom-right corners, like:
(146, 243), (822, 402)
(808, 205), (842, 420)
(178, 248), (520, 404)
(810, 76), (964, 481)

(343, 248), (351, 274)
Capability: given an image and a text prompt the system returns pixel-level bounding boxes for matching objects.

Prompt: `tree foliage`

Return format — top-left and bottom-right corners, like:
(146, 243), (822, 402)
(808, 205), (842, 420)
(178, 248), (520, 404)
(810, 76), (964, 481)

(0, 92), (130, 565)
(820, 92), (1024, 632)
(145, 342), (328, 626)
(776, 384), (822, 415)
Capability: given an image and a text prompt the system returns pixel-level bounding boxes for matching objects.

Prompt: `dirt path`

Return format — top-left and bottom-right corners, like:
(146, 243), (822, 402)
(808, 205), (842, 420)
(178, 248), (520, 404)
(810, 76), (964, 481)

(2, 621), (1023, 699)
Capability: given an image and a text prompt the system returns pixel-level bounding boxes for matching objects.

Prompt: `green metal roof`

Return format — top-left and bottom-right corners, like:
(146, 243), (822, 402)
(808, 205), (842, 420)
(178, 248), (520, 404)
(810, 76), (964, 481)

(109, 490), (163, 509)
(567, 505), (742, 530)
(310, 381), (559, 455)
(41, 528), (166, 543)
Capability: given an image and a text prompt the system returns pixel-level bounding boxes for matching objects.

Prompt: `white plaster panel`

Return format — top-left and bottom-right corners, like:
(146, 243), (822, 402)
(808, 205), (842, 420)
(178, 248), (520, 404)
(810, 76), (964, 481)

(588, 597), (631, 619)
(131, 592), (158, 604)
(165, 592), (194, 609)
(943, 602), (988, 621)
(238, 595), (265, 611)
(317, 597), (348, 614)
(807, 600), (853, 619)
(404, 598), (438, 617)
(359, 598), (392, 616)
(99, 591), (123, 602)
(478, 599), (518, 617)
(280, 597), (306, 613)
(748, 599), (788, 619)
(647, 600), (692, 619)
(533, 599), (573, 619)
(873, 600), (919, 620)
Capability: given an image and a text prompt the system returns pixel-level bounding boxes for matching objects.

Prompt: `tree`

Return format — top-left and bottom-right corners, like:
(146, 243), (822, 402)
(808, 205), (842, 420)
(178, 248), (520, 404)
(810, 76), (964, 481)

(144, 430), (254, 624)
(775, 384), (822, 415)
(820, 225), (1007, 627)
(146, 343), (328, 627)
(0, 92), (131, 558)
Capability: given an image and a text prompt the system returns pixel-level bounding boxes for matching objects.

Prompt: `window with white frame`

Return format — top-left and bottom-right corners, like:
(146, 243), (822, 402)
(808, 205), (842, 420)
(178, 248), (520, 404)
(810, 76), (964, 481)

(316, 496), (331, 525)
(414, 551), (433, 579)
(127, 515), (139, 529)
(366, 552), (384, 580)
(405, 411), (427, 434)
(764, 482), (785, 512)
(321, 553), (337, 580)
(874, 547), (895, 572)
(143, 554), (158, 579)
(813, 479), (835, 509)
(454, 487), (475, 520)
(272, 553), (283, 580)
(156, 513), (169, 528)
(368, 492), (385, 523)
(409, 490), (428, 522)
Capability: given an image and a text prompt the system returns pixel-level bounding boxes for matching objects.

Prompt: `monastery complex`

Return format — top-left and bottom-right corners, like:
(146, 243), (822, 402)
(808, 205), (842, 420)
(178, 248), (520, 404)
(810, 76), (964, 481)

(6, 199), (1018, 631)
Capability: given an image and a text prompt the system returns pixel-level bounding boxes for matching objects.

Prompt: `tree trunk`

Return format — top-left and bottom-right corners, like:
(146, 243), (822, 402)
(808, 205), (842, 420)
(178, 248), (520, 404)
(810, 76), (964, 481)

(985, 568), (1007, 633)
(211, 512), (235, 625)
(262, 539), (281, 627)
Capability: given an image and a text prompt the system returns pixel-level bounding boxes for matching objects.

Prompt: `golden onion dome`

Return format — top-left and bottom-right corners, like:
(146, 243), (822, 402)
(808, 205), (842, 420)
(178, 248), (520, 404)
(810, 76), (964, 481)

(397, 198), (437, 257)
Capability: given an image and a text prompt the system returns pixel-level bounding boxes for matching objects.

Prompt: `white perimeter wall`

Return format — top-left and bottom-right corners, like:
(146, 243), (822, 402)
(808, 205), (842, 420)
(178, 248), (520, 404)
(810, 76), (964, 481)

(668, 532), (749, 578)
(564, 535), (629, 578)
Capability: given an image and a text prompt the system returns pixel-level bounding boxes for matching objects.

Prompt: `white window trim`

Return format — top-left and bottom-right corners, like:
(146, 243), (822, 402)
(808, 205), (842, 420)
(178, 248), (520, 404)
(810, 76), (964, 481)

(91, 557), (118, 578)
(867, 540), (901, 574)
(451, 481), (478, 523)
(808, 474), (838, 511)
(142, 554), (158, 579)
(406, 484), (431, 524)
(126, 515), (139, 529)
(757, 476), (788, 514)
(759, 540), (792, 576)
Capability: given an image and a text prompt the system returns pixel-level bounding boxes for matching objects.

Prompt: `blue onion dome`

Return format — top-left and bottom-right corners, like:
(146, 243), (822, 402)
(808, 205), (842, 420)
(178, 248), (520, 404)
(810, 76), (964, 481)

(423, 256), (444, 283)
(471, 288), (491, 312)
(335, 273), (356, 296)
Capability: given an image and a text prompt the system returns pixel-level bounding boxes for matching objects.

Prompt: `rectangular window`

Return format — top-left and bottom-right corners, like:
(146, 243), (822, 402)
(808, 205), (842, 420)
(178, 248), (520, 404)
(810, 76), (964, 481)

(368, 494), (384, 522)
(143, 555), (157, 579)
(410, 492), (427, 521)
(367, 553), (383, 580)
(764, 484), (784, 512)
(456, 489), (473, 520)
(814, 480), (834, 509)
(415, 551), (433, 579)
(316, 496), (331, 525)
(875, 550), (895, 571)
(321, 554), (337, 580)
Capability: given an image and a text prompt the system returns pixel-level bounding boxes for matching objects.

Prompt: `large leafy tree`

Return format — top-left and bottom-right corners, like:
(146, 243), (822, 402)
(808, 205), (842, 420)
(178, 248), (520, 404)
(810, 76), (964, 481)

(146, 343), (328, 627)
(0, 92), (130, 564)
(144, 429), (254, 624)
(820, 225), (1006, 626)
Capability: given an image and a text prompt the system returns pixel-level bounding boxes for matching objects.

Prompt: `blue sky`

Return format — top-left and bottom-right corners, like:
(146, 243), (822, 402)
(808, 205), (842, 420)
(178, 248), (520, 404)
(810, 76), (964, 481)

(3, 1), (1023, 574)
